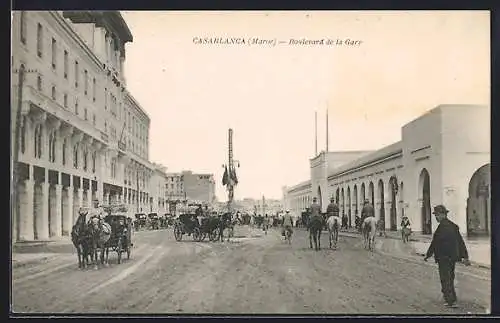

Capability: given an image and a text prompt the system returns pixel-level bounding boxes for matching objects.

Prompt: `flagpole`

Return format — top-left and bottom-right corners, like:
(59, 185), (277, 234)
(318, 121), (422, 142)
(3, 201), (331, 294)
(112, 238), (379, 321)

(315, 111), (318, 156)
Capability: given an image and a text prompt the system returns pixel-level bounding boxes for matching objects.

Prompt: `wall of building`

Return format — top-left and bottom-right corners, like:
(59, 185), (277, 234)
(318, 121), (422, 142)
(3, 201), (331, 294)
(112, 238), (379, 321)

(283, 104), (490, 236)
(11, 11), (155, 242)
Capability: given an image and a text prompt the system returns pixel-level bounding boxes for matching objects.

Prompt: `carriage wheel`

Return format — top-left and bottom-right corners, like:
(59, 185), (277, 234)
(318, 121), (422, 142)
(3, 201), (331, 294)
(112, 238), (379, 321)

(117, 238), (123, 264)
(208, 229), (218, 242)
(193, 227), (202, 241)
(174, 224), (183, 241)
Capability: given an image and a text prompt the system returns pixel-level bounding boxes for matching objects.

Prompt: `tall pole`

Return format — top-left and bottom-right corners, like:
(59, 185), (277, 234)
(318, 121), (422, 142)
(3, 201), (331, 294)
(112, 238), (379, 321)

(12, 63), (25, 242)
(314, 111), (318, 156)
(228, 128), (234, 213)
(326, 105), (329, 153)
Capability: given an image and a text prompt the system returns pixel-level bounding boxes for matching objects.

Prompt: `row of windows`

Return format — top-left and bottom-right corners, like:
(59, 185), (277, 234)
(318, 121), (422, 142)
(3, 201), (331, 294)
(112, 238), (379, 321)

(26, 17), (128, 133)
(20, 13), (150, 160)
(21, 119), (97, 173)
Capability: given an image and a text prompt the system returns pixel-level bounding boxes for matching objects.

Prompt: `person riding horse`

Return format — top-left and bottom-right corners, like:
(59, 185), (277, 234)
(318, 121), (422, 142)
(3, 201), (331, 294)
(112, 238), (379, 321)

(326, 197), (341, 249)
(282, 210), (294, 242)
(309, 197), (323, 250)
(360, 199), (374, 232)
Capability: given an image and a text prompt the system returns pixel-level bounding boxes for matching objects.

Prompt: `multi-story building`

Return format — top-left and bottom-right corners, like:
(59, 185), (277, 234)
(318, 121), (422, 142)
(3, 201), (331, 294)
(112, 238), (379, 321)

(11, 11), (155, 242)
(283, 105), (490, 237)
(149, 163), (168, 214)
(165, 172), (185, 201)
(182, 171), (216, 204)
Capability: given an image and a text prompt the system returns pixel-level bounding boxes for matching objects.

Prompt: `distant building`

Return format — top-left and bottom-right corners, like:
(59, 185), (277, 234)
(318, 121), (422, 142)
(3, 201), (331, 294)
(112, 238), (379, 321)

(164, 170), (216, 205)
(182, 171), (216, 204)
(149, 163), (168, 214)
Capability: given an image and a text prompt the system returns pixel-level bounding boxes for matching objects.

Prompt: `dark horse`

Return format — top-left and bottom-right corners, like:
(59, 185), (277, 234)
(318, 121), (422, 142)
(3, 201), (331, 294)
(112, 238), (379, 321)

(308, 214), (324, 251)
(88, 216), (112, 269)
(71, 209), (91, 269)
(218, 213), (235, 242)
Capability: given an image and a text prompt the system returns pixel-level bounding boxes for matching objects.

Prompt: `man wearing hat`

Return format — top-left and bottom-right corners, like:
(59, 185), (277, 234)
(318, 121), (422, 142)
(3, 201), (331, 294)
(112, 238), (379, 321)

(424, 204), (470, 308)
(310, 197), (321, 218)
(326, 197), (340, 218)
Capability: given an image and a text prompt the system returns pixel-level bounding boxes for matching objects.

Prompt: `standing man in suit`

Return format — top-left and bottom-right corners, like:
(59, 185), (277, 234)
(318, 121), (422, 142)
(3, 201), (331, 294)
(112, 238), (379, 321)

(424, 205), (471, 308)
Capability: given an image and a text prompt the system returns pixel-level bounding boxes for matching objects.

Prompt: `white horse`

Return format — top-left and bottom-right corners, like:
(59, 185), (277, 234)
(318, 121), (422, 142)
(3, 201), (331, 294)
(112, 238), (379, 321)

(326, 215), (341, 249)
(362, 216), (377, 252)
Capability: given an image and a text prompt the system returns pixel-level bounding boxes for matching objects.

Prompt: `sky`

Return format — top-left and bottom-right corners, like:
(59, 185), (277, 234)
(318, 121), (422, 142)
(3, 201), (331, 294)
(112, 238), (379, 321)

(120, 10), (490, 201)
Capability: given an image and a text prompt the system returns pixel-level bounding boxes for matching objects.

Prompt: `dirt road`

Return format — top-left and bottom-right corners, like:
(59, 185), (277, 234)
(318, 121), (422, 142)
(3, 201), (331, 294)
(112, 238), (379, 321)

(11, 226), (490, 314)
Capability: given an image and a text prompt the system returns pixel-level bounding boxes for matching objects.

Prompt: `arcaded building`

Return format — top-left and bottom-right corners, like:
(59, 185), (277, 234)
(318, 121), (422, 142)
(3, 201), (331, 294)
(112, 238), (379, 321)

(11, 11), (156, 242)
(283, 105), (490, 237)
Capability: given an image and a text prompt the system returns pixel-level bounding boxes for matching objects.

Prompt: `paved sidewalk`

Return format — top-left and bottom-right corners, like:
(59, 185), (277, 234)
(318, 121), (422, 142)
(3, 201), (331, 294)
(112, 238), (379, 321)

(338, 229), (490, 268)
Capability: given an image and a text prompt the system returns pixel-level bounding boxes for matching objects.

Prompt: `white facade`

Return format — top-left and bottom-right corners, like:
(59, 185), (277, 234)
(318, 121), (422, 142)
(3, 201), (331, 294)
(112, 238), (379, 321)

(283, 105), (490, 236)
(11, 11), (157, 242)
(149, 163), (168, 214)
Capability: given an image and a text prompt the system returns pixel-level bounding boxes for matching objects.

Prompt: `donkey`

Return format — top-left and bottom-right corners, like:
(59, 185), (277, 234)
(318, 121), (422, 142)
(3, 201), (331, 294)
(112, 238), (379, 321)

(362, 216), (377, 252)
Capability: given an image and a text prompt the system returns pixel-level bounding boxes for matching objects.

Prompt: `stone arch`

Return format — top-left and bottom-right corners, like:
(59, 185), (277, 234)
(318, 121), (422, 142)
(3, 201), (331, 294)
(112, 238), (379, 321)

(418, 168), (432, 234)
(368, 181), (374, 206)
(388, 176), (398, 231)
(335, 187), (340, 204)
(466, 163), (490, 237)
(361, 183), (366, 202)
(378, 179), (385, 225)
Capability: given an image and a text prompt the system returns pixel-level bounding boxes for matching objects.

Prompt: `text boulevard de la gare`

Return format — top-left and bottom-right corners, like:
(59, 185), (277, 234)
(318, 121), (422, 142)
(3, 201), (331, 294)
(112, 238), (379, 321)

(192, 37), (363, 47)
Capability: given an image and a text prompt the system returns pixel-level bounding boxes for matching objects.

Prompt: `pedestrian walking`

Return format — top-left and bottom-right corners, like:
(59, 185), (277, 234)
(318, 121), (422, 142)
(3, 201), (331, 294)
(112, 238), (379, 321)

(424, 205), (471, 308)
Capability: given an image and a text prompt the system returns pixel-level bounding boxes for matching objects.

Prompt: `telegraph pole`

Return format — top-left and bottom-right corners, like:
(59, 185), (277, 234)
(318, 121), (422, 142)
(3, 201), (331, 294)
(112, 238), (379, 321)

(222, 128), (239, 213)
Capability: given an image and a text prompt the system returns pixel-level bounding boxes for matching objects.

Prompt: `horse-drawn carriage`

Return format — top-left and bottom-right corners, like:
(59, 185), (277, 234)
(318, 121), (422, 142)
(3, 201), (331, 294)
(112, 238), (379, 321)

(148, 213), (160, 230)
(134, 213), (147, 231)
(103, 213), (133, 264)
(173, 204), (219, 242)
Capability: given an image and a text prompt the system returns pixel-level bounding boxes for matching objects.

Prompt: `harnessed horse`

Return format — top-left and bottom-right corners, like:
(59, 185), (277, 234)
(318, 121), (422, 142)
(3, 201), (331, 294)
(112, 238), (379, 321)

(326, 215), (341, 249)
(217, 213), (235, 242)
(88, 215), (112, 268)
(362, 216), (377, 252)
(308, 215), (324, 251)
(71, 210), (91, 269)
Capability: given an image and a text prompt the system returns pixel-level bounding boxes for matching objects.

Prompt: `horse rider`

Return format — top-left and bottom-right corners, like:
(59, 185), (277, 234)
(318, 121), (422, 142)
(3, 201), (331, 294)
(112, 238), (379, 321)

(360, 199), (375, 231)
(282, 210), (293, 237)
(326, 197), (340, 219)
(310, 197), (321, 218)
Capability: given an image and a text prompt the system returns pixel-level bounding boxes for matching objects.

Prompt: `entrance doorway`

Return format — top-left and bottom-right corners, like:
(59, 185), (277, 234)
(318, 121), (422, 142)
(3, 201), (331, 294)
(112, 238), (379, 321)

(419, 169), (432, 234)
(467, 164), (490, 237)
(389, 176), (398, 231)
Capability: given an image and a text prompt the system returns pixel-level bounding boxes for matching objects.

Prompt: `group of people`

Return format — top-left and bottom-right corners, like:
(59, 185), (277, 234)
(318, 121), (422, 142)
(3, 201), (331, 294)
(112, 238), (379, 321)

(304, 196), (471, 309)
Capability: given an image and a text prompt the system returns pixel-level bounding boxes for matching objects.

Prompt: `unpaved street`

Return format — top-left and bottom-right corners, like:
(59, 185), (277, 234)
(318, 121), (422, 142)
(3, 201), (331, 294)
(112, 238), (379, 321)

(12, 226), (490, 314)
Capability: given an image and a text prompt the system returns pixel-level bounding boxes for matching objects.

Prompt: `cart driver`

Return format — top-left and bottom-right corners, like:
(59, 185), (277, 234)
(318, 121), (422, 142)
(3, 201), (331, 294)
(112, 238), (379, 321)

(92, 199), (105, 220)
